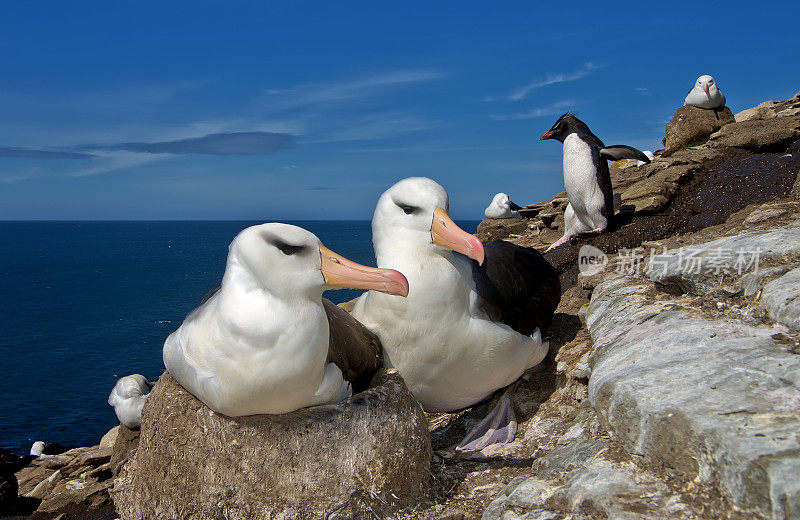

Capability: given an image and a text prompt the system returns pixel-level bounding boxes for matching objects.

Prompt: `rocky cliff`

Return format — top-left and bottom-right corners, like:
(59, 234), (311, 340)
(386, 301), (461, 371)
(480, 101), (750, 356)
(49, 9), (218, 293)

(9, 91), (800, 520)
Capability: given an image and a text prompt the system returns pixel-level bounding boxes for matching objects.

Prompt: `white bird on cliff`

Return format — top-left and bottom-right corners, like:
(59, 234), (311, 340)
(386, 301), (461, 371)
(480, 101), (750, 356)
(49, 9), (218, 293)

(637, 151), (655, 167)
(685, 75), (726, 109)
(162, 223), (408, 417)
(108, 374), (154, 429)
(484, 193), (523, 219)
(351, 177), (561, 451)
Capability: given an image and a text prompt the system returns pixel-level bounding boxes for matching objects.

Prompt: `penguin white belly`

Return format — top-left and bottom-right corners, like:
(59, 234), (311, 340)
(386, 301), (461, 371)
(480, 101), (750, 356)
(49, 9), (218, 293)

(562, 134), (607, 233)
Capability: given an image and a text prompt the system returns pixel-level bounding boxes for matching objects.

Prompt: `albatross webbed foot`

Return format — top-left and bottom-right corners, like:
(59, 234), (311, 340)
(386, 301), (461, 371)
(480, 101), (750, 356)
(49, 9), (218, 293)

(455, 392), (517, 452)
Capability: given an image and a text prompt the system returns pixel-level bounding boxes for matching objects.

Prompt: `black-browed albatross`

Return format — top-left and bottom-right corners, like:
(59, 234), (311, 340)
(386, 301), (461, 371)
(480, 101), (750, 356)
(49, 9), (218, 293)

(351, 177), (561, 450)
(163, 223), (409, 417)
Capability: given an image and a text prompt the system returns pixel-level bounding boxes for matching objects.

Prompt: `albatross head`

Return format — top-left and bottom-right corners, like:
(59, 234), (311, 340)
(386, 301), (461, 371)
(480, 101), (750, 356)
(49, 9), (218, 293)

(492, 193), (511, 210)
(110, 374), (152, 400)
(372, 177), (485, 265)
(229, 223), (409, 299)
(695, 75), (717, 96)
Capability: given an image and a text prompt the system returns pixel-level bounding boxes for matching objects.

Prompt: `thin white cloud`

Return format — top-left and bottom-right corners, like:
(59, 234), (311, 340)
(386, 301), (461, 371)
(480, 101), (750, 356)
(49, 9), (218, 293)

(343, 144), (520, 153)
(70, 151), (170, 178)
(491, 100), (576, 121)
(0, 173), (33, 184)
(505, 63), (602, 101)
(262, 70), (445, 110)
(85, 131), (297, 156)
(311, 112), (444, 143)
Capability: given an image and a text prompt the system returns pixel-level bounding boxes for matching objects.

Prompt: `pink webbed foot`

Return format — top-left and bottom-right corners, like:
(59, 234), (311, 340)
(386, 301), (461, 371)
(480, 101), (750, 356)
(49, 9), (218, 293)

(455, 393), (517, 452)
(545, 234), (572, 252)
(576, 227), (605, 237)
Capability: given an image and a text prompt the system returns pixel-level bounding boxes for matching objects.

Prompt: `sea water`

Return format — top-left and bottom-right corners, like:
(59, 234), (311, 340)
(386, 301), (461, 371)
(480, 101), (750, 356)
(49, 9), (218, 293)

(0, 220), (478, 453)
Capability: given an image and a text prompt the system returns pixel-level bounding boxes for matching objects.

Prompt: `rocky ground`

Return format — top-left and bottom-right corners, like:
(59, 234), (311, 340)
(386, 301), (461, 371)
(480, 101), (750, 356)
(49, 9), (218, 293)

(6, 91), (800, 520)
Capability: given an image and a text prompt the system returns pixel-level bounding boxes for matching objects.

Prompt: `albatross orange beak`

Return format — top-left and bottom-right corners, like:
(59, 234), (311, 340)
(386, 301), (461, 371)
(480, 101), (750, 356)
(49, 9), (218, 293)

(321, 245), (409, 297)
(431, 207), (485, 265)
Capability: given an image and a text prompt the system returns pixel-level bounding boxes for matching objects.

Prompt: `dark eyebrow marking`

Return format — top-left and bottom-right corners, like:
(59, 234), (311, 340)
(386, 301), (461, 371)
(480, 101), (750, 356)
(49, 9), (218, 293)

(394, 200), (420, 215)
(264, 234), (307, 255)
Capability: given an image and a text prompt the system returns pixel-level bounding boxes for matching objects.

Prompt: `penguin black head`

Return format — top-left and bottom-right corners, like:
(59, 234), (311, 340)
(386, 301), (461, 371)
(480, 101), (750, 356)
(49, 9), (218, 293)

(540, 112), (595, 144)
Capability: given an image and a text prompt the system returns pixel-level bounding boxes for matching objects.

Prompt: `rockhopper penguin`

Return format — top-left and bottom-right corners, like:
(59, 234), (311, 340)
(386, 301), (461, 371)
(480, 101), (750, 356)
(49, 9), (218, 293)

(540, 112), (651, 251)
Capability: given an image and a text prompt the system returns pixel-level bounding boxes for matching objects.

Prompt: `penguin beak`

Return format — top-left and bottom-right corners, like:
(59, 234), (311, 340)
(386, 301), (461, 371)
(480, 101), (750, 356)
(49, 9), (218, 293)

(540, 129), (554, 140)
(431, 207), (485, 265)
(320, 245), (409, 297)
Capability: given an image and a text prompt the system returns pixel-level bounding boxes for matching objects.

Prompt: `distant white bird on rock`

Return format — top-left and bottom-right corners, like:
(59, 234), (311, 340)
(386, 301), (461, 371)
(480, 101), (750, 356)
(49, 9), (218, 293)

(484, 193), (523, 219)
(163, 223), (408, 417)
(30, 441), (45, 457)
(108, 374), (153, 429)
(29, 441), (70, 458)
(684, 75), (726, 109)
(637, 151), (655, 167)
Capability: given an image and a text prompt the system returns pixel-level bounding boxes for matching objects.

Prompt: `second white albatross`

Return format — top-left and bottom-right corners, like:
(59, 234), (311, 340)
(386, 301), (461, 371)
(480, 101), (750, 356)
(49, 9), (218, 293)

(163, 223), (409, 417)
(351, 177), (561, 450)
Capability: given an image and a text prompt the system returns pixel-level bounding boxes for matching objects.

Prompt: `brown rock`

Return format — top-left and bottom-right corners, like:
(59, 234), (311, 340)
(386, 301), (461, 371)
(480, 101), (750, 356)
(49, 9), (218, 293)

(663, 104), (735, 154)
(620, 164), (695, 214)
(36, 455), (73, 469)
(734, 100), (777, 122)
(99, 426), (119, 449)
(25, 468), (62, 500)
(37, 478), (112, 513)
(16, 465), (55, 495)
(707, 115), (800, 151)
(71, 447), (111, 468)
(792, 166), (800, 201)
(113, 370), (431, 520)
(110, 425), (140, 473)
(476, 217), (530, 242)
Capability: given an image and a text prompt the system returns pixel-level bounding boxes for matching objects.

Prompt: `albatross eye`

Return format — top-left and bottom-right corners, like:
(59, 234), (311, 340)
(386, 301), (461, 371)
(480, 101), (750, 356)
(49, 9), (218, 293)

(396, 202), (420, 215)
(273, 239), (305, 256)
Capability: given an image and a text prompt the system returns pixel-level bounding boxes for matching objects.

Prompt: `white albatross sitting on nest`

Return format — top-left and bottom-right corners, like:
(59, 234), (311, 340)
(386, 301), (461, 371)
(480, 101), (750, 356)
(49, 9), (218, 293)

(163, 223), (409, 417)
(484, 193), (523, 219)
(684, 74), (726, 109)
(351, 178), (561, 451)
(108, 374), (154, 429)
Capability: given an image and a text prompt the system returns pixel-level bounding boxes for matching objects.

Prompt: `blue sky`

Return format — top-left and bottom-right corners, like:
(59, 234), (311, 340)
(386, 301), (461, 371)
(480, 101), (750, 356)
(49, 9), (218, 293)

(1, 1), (797, 220)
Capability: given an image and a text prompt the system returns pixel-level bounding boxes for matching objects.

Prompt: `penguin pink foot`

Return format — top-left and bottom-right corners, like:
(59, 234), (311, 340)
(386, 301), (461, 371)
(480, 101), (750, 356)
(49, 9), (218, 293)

(576, 227), (605, 237)
(546, 234), (572, 252)
(456, 389), (517, 452)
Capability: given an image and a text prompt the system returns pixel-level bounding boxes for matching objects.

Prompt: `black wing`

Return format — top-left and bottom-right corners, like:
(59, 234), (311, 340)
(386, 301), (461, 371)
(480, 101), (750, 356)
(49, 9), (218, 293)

(508, 200), (523, 211)
(199, 283), (222, 305)
(471, 240), (561, 336)
(596, 156), (615, 224)
(323, 298), (382, 394)
(599, 145), (651, 163)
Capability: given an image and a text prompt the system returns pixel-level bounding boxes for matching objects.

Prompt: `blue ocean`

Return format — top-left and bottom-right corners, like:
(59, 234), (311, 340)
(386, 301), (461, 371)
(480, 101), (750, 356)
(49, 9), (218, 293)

(0, 220), (479, 454)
